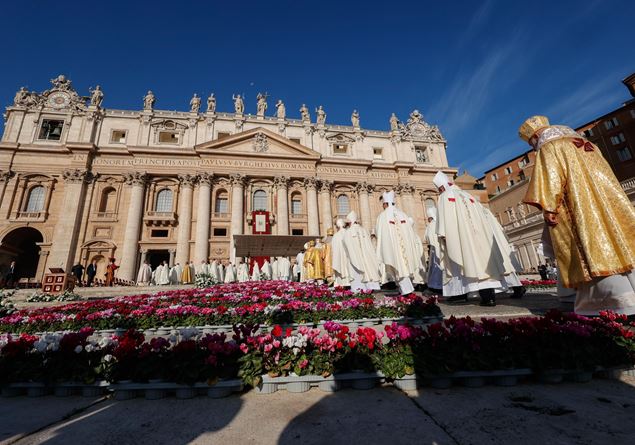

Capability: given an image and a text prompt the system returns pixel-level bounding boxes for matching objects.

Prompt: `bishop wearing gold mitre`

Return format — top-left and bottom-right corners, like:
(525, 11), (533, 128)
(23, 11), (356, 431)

(520, 115), (635, 315)
(303, 239), (326, 281)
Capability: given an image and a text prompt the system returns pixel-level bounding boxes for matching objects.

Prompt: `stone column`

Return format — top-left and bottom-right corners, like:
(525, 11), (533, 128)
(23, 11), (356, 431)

(194, 173), (213, 263)
(274, 176), (289, 235)
(304, 177), (319, 236)
(47, 169), (92, 273)
(169, 249), (176, 267)
(140, 249), (148, 265)
(318, 180), (333, 233)
(175, 174), (197, 266)
(356, 182), (373, 230)
(398, 185), (416, 217)
(229, 174), (245, 262)
(0, 171), (14, 215)
(119, 172), (147, 281)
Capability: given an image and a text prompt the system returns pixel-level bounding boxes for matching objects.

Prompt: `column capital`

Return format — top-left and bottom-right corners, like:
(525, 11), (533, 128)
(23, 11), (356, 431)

(354, 181), (374, 194)
(197, 172), (214, 186)
(303, 177), (318, 190)
(318, 179), (333, 193)
(0, 170), (15, 183)
(229, 173), (245, 187)
(273, 175), (289, 189)
(123, 171), (148, 186)
(395, 184), (415, 195)
(62, 169), (95, 184)
(178, 173), (198, 188)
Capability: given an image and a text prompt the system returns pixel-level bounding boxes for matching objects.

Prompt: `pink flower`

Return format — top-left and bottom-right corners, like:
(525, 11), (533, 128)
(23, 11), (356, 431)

(240, 343), (248, 354)
(299, 359), (309, 369)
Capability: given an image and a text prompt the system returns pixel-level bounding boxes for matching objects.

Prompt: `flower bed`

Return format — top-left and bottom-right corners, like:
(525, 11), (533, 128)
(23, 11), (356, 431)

(521, 279), (557, 290)
(0, 281), (440, 334)
(1, 311), (633, 397)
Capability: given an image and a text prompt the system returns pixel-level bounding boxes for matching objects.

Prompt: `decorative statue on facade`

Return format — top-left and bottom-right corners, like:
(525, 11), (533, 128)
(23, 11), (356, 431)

(517, 203), (526, 219)
(300, 104), (310, 123)
(49, 75), (73, 92)
(13, 87), (29, 106)
(315, 105), (326, 125)
(256, 92), (268, 117)
(232, 94), (244, 114)
(508, 207), (517, 221)
(143, 91), (155, 111)
(89, 85), (104, 107)
(275, 100), (286, 119)
(351, 109), (360, 128)
(390, 113), (399, 132)
(206, 93), (216, 113)
(190, 93), (201, 113)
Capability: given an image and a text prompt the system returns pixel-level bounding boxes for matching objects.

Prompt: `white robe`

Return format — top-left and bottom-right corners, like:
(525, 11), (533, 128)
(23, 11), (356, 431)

(424, 220), (443, 290)
(156, 264), (170, 285)
(411, 229), (427, 285)
(344, 223), (380, 284)
(296, 252), (305, 281)
(271, 260), (279, 280)
(218, 264), (225, 282)
(436, 185), (508, 296)
(136, 264), (152, 285)
(169, 265), (182, 285)
(262, 261), (273, 280)
(237, 263), (250, 282)
(277, 257), (291, 281)
(332, 228), (352, 287)
(195, 262), (209, 276)
(209, 261), (220, 281)
(251, 262), (261, 281)
(223, 264), (236, 283)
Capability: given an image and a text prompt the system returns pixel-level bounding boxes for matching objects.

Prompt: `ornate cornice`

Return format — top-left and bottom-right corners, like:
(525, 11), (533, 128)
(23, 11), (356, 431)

(123, 171), (148, 186)
(178, 173), (198, 188)
(229, 173), (245, 187)
(197, 172), (214, 186)
(62, 169), (94, 184)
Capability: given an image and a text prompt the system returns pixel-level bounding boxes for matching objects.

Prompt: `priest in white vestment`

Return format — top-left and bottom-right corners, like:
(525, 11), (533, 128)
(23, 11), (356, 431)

(209, 260), (220, 282)
(331, 219), (352, 288)
(277, 257), (291, 281)
(218, 263), (225, 282)
(237, 261), (250, 282)
(195, 261), (208, 276)
(271, 258), (279, 280)
(136, 261), (152, 286)
(156, 261), (170, 285)
(375, 191), (418, 295)
(262, 259), (273, 280)
(224, 263), (236, 283)
(433, 171), (510, 306)
(424, 208), (443, 291)
(408, 217), (428, 286)
(170, 263), (183, 285)
(297, 245), (307, 282)
(345, 212), (381, 291)
(251, 261), (261, 281)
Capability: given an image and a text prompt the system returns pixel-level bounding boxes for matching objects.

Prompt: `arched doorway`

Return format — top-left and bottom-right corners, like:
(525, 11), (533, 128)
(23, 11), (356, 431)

(0, 227), (44, 280)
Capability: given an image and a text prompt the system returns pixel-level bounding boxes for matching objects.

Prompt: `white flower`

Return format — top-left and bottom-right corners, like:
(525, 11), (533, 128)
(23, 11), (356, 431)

(103, 354), (113, 362)
(74, 345), (83, 353)
(85, 344), (95, 353)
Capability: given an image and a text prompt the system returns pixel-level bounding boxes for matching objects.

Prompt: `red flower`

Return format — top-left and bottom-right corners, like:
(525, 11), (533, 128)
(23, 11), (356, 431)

(272, 325), (283, 337)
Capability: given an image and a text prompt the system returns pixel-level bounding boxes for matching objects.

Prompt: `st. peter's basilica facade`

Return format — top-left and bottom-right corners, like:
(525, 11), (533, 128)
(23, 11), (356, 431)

(0, 75), (469, 282)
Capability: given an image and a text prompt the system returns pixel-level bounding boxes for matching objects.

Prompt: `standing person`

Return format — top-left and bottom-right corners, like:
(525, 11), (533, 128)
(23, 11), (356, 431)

(156, 261), (170, 285)
(408, 217), (428, 288)
(278, 256), (291, 281)
(86, 259), (98, 287)
(375, 191), (418, 295)
(331, 219), (352, 288)
(71, 262), (84, 286)
(538, 263), (548, 281)
(251, 261), (261, 281)
(237, 260), (250, 282)
(433, 171), (510, 306)
(424, 208), (443, 292)
(224, 262), (236, 283)
(181, 261), (192, 284)
(520, 115), (635, 315)
(296, 246), (306, 282)
(105, 258), (119, 287)
(3, 261), (17, 288)
(209, 259), (220, 282)
(344, 212), (381, 291)
(271, 257), (279, 281)
(136, 260), (152, 286)
(196, 260), (208, 276)
(262, 259), (273, 280)
(322, 228), (334, 285)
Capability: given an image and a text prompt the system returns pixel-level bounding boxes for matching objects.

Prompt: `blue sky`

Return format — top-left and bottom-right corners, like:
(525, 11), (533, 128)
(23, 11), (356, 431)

(1, 0), (633, 176)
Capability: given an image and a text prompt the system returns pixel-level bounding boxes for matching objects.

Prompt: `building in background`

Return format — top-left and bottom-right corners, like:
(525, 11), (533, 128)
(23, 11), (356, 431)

(0, 75), (482, 283)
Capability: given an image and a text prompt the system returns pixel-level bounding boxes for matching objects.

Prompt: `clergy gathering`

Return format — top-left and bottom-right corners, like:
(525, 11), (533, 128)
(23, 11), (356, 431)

(1, 1), (634, 444)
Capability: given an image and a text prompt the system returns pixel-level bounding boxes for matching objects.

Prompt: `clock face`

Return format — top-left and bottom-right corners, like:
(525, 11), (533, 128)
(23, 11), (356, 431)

(47, 91), (71, 109)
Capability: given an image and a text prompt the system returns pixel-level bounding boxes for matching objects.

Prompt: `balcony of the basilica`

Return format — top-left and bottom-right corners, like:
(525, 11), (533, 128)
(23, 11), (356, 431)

(144, 211), (177, 226)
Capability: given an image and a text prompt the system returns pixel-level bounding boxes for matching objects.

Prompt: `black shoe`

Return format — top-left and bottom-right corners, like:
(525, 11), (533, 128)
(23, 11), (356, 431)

(510, 286), (526, 299)
(447, 294), (468, 303)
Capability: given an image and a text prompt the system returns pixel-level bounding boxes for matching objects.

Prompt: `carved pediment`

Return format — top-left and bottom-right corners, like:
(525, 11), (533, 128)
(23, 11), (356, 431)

(150, 119), (188, 131)
(196, 127), (320, 160)
(400, 110), (446, 143)
(326, 133), (356, 144)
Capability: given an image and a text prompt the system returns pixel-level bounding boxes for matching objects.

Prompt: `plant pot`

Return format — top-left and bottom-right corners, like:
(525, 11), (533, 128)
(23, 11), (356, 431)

(54, 386), (73, 397)
(461, 376), (485, 388)
(569, 371), (593, 383)
(145, 389), (166, 400)
(318, 380), (340, 392)
(114, 389), (136, 400)
(538, 369), (564, 384)
(207, 386), (233, 398)
(82, 386), (103, 397)
(255, 382), (278, 395)
(155, 328), (169, 336)
(2, 387), (23, 397)
(350, 375), (376, 390)
(27, 386), (48, 397)
(393, 376), (418, 391)
(494, 375), (519, 387)
(175, 387), (197, 399)
(429, 377), (452, 389)
(286, 381), (311, 393)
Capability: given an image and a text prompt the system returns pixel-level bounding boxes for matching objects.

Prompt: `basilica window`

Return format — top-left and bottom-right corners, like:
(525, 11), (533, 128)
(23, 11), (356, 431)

(373, 147), (383, 159)
(215, 190), (229, 214)
(253, 190), (268, 211)
(604, 117), (619, 130)
(38, 119), (64, 141)
(25, 186), (45, 212)
(333, 143), (348, 155)
(98, 187), (117, 214)
(617, 146), (632, 162)
(415, 147), (428, 163)
(158, 131), (180, 144)
(110, 130), (127, 144)
(424, 198), (436, 214)
(290, 192), (303, 215)
(213, 228), (228, 237)
(155, 189), (173, 213)
(336, 194), (350, 216)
